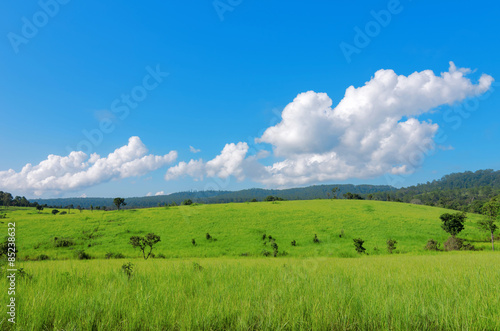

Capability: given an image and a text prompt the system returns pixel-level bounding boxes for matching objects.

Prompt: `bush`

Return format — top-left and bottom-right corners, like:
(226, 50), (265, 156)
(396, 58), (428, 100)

(444, 236), (463, 251)
(54, 237), (74, 247)
(122, 262), (134, 279)
(51, 209), (60, 215)
(37, 254), (50, 261)
(261, 250), (271, 257)
(182, 199), (193, 206)
(191, 239), (196, 246)
(60, 211), (67, 215)
(425, 239), (440, 251)
(76, 250), (91, 260)
(206, 233), (212, 240)
(353, 238), (366, 254)
(291, 240), (296, 246)
(155, 253), (166, 259)
(313, 234), (320, 243)
(386, 239), (397, 254)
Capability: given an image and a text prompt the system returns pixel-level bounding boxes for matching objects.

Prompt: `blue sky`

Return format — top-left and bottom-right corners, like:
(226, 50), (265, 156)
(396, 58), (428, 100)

(0, 0), (499, 198)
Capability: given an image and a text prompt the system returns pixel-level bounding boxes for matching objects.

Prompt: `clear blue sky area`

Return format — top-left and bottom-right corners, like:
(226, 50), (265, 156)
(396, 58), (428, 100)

(0, 0), (499, 198)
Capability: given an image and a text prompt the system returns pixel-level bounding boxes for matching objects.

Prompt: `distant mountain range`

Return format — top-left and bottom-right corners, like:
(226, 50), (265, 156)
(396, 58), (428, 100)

(29, 169), (500, 212)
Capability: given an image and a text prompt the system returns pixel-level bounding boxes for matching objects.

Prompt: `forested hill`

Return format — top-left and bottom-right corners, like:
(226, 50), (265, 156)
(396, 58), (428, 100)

(31, 184), (395, 209)
(374, 169), (500, 212)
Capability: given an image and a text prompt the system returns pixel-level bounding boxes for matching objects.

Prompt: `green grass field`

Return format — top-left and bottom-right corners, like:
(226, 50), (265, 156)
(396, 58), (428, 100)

(2, 200), (493, 260)
(1, 200), (498, 330)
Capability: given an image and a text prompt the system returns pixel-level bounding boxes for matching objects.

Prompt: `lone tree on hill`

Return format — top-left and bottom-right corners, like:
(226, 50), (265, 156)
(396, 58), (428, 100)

(113, 198), (127, 210)
(479, 200), (499, 251)
(129, 233), (161, 260)
(440, 212), (467, 237)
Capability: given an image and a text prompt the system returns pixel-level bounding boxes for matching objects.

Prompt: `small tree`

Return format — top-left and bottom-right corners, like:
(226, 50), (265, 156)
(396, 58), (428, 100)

(331, 187), (339, 199)
(182, 199), (193, 205)
(90, 204), (94, 212)
(129, 233), (161, 260)
(440, 212), (467, 237)
(479, 200), (499, 251)
(52, 209), (60, 215)
(353, 238), (366, 254)
(36, 205), (44, 213)
(114, 198), (126, 210)
(386, 238), (397, 254)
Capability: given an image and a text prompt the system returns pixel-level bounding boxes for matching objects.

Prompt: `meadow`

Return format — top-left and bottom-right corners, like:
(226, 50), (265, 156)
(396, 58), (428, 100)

(2, 200), (493, 260)
(3, 254), (500, 330)
(1, 200), (498, 330)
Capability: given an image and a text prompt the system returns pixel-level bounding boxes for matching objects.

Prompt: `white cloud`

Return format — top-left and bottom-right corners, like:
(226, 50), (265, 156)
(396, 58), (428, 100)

(166, 62), (493, 186)
(146, 192), (153, 197)
(155, 191), (165, 196)
(165, 142), (249, 181)
(189, 146), (201, 153)
(0, 136), (177, 196)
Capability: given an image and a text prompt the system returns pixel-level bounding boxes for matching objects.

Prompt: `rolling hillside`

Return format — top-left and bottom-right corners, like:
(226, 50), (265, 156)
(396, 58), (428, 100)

(7, 199), (490, 260)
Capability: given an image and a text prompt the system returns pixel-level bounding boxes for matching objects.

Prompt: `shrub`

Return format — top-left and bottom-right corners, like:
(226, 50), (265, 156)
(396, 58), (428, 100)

(76, 250), (91, 260)
(192, 238), (196, 246)
(37, 254), (50, 261)
(122, 262), (134, 279)
(386, 239), (397, 254)
(60, 211), (67, 215)
(206, 233), (212, 240)
(261, 250), (271, 257)
(291, 240), (296, 246)
(353, 238), (366, 254)
(54, 237), (74, 247)
(0, 214), (6, 219)
(443, 236), (463, 251)
(51, 209), (59, 215)
(425, 239), (440, 251)
(155, 253), (166, 259)
(262, 234), (267, 240)
(313, 234), (320, 243)
(182, 199), (193, 206)
(192, 262), (204, 271)
(461, 243), (478, 251)
(250, 198), (258, 202)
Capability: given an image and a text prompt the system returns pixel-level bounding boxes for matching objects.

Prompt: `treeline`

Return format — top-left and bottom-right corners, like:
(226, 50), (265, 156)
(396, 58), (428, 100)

(31, 184), (395, 209)
(0, 191), (34, 208)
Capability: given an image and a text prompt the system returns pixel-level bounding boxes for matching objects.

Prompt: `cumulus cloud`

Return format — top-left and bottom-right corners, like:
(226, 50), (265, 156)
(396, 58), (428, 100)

(165, 142), (249, 181)
(189, 146), (201, 153)
(0, 136), (177, 196)
(166, 62), (493, 186)
(155, 191), (165, 196)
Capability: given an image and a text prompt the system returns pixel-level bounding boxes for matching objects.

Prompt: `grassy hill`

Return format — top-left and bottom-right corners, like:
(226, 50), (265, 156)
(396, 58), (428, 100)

(5, 199), (491, 260)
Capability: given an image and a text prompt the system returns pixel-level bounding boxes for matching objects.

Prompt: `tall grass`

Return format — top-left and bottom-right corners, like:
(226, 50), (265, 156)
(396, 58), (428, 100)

(4, 253), (499, 330)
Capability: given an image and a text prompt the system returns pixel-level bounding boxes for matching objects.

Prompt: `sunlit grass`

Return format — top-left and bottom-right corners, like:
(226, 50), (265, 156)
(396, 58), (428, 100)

(3, 254), (499, 330)
(2, 200), (491, 260)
